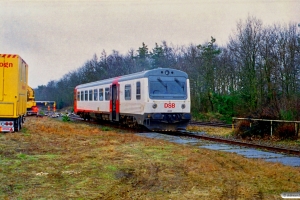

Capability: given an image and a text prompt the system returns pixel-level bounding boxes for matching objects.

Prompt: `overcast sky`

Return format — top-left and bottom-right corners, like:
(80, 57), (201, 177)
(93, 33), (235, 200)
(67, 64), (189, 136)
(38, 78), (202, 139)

(1, 0), (299, 88)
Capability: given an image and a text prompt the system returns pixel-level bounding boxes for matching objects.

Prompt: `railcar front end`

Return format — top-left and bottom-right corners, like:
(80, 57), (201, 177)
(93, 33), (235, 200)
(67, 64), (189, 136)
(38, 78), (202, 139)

(140, 69), (191, 131)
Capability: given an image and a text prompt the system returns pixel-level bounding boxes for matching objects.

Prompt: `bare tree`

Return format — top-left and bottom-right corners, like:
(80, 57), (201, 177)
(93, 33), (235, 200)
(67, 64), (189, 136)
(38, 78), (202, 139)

(229, 16), (263, 112)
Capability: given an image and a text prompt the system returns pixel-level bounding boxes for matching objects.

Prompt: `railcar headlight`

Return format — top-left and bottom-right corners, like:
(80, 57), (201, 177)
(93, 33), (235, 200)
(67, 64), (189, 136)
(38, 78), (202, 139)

(165, 70), (169, 75)
(152, 103), (157, 109)
(181, 104), (186, 109)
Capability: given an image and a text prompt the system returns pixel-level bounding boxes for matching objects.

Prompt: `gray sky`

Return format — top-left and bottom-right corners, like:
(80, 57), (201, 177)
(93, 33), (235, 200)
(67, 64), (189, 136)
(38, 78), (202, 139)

(1, 0), (299, 88)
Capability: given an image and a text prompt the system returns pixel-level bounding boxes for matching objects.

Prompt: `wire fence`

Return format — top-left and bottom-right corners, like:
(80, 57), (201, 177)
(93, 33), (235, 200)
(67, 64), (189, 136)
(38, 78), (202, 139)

(232, 117), (300, 137)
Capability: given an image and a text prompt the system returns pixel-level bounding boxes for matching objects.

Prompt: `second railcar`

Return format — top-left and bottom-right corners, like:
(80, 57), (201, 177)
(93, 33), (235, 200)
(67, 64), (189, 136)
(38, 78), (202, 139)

(74, 68), (191, 131)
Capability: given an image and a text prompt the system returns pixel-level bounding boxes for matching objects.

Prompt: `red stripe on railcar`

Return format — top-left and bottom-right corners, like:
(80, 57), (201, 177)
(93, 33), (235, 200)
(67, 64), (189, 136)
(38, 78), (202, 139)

(74, 88), (78, 113)
(112, 76), (120, 85)
(109, 85), (112, 112)
(110, 77), (120, 120)
(76, 109), (97, 113)
(76, 109), (109, 115)
(116, 83), (120, 114)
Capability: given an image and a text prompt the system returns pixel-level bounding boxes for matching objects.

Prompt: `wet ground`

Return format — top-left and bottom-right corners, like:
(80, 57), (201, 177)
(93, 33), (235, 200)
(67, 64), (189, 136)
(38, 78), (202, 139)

(137, 132), (300, 167)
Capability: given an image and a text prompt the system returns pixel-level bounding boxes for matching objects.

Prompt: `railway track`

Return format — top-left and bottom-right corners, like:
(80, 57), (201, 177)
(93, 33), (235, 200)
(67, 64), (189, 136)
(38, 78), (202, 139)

(67, 115), (300, 157)
(176, 131), (300, 156)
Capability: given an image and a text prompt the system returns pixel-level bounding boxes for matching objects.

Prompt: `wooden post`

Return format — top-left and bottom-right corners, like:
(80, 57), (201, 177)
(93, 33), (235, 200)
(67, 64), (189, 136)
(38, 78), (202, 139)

(295, 123), (299, 138)
(270, 121), (273, 136)
(297, 123), (299, 138)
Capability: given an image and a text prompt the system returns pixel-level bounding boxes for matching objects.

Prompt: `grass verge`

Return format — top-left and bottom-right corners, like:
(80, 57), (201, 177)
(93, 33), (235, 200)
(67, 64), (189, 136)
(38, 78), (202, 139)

(187, 125), (233, 137)
(0, 117), (299, 199)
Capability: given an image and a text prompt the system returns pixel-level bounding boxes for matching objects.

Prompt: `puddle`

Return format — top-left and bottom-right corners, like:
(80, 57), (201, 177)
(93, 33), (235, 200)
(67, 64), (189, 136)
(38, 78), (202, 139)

(171, 138), (200, 144)
(265, 157), (300, 167)
(222, 148), (285, 159)
(140, 132), (203, 145)
(201, 144), (238, 150)
(137, 132), (300, 167)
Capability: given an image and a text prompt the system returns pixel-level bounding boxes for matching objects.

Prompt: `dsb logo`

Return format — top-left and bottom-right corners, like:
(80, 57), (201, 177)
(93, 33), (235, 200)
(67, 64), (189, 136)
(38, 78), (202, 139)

(164, 103), (175, 108)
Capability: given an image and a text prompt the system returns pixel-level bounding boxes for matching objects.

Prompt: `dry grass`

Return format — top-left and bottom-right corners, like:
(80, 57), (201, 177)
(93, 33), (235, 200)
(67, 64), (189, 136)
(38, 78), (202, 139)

(187, 125), (233, 137)
(0, 117), (299, 199)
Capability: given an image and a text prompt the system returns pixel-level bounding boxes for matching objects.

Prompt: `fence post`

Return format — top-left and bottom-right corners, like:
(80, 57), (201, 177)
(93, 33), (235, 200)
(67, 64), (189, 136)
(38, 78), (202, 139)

(295, 123), (299, 138)
(297, 123), (299, 138)
(270, 121), (273, 136)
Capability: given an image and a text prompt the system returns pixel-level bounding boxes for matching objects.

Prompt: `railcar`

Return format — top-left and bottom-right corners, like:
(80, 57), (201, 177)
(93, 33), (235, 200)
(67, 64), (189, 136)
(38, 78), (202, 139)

(74, 68), (191, 131)
(0, 54), (28, 132)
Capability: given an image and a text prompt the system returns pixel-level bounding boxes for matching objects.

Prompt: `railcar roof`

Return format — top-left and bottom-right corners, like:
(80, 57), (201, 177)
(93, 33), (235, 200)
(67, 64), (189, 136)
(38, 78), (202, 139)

(75, 68), (188, 89)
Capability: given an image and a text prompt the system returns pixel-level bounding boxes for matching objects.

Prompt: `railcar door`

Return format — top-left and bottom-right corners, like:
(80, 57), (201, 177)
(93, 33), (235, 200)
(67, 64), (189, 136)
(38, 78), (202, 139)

(111, 84), (119, 121)
(74, 89), (77, 113)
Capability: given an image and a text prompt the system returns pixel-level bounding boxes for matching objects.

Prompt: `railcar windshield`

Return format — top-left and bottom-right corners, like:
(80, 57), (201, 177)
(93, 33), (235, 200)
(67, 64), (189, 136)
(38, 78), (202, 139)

(149, 76), (187, 99)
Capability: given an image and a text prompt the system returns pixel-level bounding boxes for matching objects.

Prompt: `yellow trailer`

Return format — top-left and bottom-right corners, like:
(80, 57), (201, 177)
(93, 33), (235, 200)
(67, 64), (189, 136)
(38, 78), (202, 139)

(0, 54), (28, 132)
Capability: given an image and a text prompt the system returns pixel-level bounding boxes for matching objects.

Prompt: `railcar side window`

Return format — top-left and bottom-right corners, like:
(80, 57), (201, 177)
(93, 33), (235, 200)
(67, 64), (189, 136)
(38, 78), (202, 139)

(81, 91), (84, 101)
(125, 85), (131, 100)
(89, 90), (93, 101)
(94, 89), (98, 101)
(136, 81), (141, 100)
(77, 92), (80, 101)
(85, 91), (88, 101)
(99, 88), (103, 101)
(105, 88), (110, 101)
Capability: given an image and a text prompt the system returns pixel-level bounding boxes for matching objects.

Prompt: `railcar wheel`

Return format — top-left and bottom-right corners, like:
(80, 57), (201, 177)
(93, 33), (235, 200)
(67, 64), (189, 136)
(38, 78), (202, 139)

(83, 113), (90, 121)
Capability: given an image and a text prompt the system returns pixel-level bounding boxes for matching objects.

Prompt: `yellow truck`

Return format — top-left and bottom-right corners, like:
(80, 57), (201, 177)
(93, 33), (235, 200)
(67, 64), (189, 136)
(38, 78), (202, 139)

(0, 54), (28, 132)
(27, 85), (38, 115)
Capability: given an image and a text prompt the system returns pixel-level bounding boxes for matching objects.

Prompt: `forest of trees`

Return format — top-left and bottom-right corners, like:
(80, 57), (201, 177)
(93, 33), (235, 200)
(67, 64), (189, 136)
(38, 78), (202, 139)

(35, 16), (300, 123)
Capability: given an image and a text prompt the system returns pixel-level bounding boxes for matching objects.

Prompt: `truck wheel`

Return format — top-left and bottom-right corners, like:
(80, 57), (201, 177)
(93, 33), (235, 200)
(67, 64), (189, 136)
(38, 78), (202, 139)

(19, 118), (22, 129)
(15, 117), (21, 132)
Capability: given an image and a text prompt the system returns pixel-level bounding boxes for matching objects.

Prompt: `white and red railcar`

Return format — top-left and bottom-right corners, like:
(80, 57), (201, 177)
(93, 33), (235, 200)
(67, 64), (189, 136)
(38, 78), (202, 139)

(74, 68), (191, 131)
